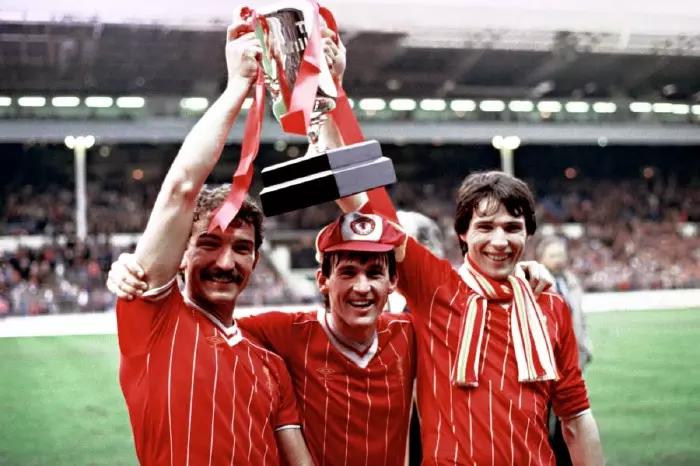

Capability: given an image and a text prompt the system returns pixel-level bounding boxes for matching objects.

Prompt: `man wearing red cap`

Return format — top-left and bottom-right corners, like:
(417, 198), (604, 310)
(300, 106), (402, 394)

(236, 211), (414, 466)
(109, 212), (416, 466)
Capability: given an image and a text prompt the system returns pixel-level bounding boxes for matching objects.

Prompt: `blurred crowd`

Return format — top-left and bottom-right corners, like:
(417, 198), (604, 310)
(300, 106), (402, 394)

(0, 240), (299, 317)
(0, 240), (115, 316)
(1, 175), (699, 316)
(1, 183), (156, 236)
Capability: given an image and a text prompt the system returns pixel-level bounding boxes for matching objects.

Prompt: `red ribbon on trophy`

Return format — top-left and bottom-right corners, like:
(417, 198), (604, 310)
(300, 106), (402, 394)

(209, 7), (266, 233)
(209, 1), (397, 233)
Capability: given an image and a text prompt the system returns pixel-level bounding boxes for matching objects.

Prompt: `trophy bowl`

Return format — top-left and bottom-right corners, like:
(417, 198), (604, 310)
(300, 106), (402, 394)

(251, 1), (396, 216)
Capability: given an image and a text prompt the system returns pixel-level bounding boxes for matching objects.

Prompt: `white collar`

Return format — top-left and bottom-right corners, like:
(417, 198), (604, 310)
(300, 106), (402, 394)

(316, 308), (378, 368)
(183, 292), (242, 347)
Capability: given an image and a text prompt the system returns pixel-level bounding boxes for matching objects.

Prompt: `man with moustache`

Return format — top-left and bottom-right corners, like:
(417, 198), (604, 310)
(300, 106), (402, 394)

(111, 18), (312, 465)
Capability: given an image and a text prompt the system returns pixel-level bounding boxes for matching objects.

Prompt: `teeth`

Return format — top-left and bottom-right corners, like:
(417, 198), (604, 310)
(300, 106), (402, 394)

(211, 277), (233, 283)
(350, 301), (371, 307)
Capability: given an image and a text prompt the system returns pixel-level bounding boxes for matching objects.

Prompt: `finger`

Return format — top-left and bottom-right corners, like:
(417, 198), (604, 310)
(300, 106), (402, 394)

(231, 38), (262, 56)
(106, 276), (118, 294)
(320, 27), (337, 42)
(323, 38), (338, 55)
(122, 284), (142, 298)
(122, 273), (148, 291)
(533, 278), (547, 296)
(230, 32), (257, 45)
(118, 279), (142, 299)
(235, 31), (257, 42)
(227, 23), (254, 41)
(245, 45), (263, 61)
(122, 258), (145, 280)
(107, 277), (134, 300)
(323, 49), (337, 67)
(110, 262), (146, 291)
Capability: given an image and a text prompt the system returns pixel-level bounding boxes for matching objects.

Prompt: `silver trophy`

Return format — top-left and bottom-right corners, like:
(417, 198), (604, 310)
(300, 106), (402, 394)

(252, 2), (396, 216)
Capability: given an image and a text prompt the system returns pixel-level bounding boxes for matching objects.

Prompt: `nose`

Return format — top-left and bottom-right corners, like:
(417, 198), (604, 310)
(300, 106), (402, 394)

(352, 274), (371, 293)
(215, 247), (237, 270)
(490, 227), (508, 248)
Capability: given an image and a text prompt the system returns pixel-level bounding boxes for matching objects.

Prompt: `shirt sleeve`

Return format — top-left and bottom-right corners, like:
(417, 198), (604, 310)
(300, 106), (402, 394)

(547, 294), (591, 418)
(115, 279), (177, 357)
(397, 236), (454, 318)
(237, 311), (297, 356)
(271, 355), (302, 429)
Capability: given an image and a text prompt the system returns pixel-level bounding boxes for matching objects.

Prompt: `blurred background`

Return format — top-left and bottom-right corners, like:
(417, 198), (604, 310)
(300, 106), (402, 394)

(0, 0), (699, 465)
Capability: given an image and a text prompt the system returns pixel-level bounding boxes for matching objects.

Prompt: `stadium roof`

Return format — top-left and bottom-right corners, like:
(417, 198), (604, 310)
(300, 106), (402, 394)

(3, 0), (700, 34)
(1, 0), (699, 100)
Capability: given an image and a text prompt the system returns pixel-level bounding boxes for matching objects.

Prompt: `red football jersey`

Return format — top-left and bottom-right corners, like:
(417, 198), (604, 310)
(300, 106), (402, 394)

(237, 309), (416, 466)
(116, 283), (301, 466)
(398, 238), (590, 466)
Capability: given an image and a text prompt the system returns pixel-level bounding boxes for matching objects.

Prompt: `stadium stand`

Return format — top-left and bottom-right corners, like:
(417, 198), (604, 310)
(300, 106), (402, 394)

(2, 142), (699, 315)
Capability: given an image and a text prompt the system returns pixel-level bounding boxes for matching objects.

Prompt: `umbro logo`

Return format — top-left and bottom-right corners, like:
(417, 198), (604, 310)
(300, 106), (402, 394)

(316, 366), (336, 379)
(206, 335), (227, 348)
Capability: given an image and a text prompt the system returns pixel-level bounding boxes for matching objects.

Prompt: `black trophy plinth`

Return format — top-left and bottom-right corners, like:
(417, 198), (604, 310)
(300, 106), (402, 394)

(259, 140), (395, 216)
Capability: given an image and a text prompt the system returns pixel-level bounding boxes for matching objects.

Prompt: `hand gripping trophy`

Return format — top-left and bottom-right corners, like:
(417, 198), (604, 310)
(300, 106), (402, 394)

(225, 1), (396, 218)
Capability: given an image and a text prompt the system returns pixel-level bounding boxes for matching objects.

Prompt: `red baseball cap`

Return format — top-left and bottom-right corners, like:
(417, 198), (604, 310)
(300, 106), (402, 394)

(315, 212), (406, 258)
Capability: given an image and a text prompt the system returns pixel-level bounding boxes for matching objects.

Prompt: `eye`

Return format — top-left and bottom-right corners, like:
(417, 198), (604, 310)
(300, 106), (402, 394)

(234, 242), (255, 255)
(367, 267), (386, 278)
(505, 224), (524, 233)
(198, 240), (220, 250)
(476, 224), (492, 232)
(337, 267), (356, 278)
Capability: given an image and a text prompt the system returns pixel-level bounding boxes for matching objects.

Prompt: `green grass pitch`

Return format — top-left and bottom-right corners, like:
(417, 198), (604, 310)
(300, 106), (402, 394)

(0, 308), (698, 465)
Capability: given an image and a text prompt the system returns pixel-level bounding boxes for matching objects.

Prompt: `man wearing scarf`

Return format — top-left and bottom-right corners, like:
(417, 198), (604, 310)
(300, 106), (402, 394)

(340, 171), (604, 465)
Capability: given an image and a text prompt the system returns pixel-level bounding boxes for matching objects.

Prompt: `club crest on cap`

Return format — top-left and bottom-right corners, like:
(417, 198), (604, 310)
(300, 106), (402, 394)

(349, 216), (376, 236)
(315, 211), (407, 263)
(341, 213), (383, 242)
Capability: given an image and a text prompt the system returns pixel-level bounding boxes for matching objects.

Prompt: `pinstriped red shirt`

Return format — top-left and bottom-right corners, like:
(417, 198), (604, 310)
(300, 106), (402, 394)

(399, 238), (590, 466)
(116, 284), (300, 466)
(237, 309), (416, 466)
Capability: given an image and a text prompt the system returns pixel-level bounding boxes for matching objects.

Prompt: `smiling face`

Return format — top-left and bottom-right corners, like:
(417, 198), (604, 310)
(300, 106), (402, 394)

(182, 217), (259, 318)
(317, 252), (397, 342)
(460, 197), (527, 280)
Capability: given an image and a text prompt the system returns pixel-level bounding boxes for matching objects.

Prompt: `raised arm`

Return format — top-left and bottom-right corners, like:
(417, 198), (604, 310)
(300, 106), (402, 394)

(134, 22), (261, 289)
(308, 27), (347, 155)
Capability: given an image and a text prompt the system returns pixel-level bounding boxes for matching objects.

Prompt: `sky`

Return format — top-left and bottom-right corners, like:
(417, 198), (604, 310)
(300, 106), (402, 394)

(1, 0), (699, 35)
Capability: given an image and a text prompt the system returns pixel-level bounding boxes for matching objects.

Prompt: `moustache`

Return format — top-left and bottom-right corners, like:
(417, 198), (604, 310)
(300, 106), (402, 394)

(201, 268), (244, 285)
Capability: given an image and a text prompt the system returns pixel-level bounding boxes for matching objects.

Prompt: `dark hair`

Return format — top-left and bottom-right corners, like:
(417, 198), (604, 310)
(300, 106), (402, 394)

(454, 171), (536, 255)
(192, 184), (264, 251)
(319, 250), (397, 308)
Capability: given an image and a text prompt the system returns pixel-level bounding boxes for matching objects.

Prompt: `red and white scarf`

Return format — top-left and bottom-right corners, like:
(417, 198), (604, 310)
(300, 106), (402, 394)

(453, 257), (558, 387)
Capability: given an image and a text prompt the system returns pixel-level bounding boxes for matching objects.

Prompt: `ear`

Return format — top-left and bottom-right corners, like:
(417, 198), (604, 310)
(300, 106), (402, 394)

(388, 271), (398, 295)
(316, 268), (329, 295)
(253, 251), (261, 269)
(458, 231), (468, 243)
(179, 254), (187, 272)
